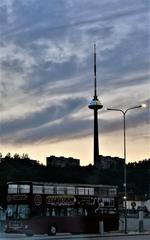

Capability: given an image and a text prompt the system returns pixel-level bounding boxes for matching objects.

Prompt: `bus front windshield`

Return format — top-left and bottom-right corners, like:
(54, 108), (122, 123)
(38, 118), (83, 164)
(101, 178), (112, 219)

(7, 204), (30, 220)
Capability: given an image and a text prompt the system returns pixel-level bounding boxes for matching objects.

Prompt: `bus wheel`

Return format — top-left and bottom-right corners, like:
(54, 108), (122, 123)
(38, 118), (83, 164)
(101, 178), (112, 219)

(48, 225), (57, 236)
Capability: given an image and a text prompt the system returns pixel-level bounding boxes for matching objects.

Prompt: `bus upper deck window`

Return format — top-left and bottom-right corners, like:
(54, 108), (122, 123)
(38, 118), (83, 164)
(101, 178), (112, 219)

(20, 184), (30, 193)
(78, 187), (85, 195)
(44, 186), (54, 194)
(33, 185), (43, 194)
(8, 184), (17, 193)
(56, 186), (65, 194)
(84, 188), (94, 195)
(67, 187), (75, 195)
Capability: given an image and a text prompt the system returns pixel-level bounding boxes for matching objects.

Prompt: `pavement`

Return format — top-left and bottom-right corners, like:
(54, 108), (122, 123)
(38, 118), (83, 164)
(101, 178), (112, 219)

(64, 231), (150, 238)
(100, 231), (150, 236)
(1, 231), (150, 239)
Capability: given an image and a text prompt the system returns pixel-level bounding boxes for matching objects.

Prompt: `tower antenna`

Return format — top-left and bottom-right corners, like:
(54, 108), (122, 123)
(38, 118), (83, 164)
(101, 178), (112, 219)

(94, 42), (97, 97)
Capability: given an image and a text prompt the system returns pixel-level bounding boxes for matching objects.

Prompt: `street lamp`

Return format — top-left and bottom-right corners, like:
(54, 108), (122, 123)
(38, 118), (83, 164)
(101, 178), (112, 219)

(107, 104), (146, 234)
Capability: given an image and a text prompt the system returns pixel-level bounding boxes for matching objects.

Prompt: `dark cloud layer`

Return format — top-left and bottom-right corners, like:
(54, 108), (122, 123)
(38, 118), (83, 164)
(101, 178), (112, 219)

(0, 97), (86, 136)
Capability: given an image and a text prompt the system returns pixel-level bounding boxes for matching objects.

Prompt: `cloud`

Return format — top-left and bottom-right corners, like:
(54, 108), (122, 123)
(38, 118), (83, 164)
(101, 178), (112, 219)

(4, 118), (92, 145)
(103, 98), (150, 134)
(0, 97), (86, 136)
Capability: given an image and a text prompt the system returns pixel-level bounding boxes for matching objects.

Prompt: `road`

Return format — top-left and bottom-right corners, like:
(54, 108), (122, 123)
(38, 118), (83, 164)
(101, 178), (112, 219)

(0, 233), (150, 240)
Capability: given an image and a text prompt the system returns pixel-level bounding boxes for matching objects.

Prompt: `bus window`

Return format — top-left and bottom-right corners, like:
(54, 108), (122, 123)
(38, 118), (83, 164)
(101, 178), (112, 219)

(84, 188), (94, 196)
(44, 186), (54, 194)
(46, 208), (54, 216)
(46, 207), (67, 217)
(33, 185), (43, 194)
(52, 208), (55, 216)
(85, 209), (88, 216)
(7, 204), (30, 219)
(7, 205), (15, 218)
(46, 208), (50, 216)
(67, 207), (74, 216)
(79, 187), (95, 196)
(78, 208), (84, 216)
(8, 184), (17, 194)
(20, 185), (30, 194)
(77, 187), (85, 195)
(67, 187), (75, 195)
(17, 204), (30, 219)
(56, 186), (65, 194)
(59, 207), (67, 216)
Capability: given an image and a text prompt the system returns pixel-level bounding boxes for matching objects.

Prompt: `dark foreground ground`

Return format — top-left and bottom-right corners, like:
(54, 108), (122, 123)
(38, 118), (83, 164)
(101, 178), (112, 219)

(0, 232), (150, 240)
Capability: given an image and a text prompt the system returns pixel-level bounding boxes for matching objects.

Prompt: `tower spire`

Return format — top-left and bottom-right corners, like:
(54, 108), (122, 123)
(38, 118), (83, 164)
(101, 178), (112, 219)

(88, 43), (103, 166)
(94, 43), (97, 97)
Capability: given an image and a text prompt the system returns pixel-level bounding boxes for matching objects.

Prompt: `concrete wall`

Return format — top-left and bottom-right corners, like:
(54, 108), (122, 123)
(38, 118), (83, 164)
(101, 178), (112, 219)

(119, 216), (150, 232)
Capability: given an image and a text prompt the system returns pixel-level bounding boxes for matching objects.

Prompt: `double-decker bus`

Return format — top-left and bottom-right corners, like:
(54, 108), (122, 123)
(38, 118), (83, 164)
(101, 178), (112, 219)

(5, 181), (119, 235)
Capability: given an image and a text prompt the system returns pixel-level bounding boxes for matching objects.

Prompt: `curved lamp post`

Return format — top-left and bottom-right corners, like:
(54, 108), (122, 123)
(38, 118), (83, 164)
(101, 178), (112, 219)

(107, 103), (146, 234)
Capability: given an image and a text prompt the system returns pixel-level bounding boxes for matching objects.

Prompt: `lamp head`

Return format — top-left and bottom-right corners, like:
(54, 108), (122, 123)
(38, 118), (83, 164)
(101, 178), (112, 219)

(141, 103), (146, 108)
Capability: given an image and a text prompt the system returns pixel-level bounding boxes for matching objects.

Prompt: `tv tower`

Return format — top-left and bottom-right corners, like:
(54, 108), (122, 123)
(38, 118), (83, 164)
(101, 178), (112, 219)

(88, 43), (103, 166)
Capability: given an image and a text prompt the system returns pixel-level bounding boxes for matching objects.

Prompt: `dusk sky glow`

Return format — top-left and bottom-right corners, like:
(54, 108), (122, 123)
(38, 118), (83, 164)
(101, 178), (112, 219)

(0, 0), (149, 165)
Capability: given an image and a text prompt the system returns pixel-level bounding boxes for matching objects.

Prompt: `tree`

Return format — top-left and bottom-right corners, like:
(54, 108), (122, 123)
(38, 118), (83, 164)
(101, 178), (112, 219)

(5, 152), (11, 158)
(22, 153), (29, 159)
(14, 153), (20, 159)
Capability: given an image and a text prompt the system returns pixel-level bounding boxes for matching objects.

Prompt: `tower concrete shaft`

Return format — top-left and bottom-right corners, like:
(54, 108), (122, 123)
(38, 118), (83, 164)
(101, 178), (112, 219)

(94, 106), (99, 163)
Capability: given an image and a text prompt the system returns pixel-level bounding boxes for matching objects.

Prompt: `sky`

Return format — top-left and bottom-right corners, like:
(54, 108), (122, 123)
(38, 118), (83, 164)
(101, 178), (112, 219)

(0, 0), (149, 166)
